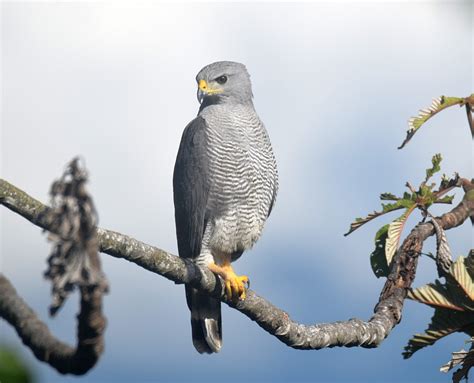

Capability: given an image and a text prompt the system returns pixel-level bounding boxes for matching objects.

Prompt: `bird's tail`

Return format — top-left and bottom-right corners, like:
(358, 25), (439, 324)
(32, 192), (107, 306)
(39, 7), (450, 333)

(185, 286), (222, 353)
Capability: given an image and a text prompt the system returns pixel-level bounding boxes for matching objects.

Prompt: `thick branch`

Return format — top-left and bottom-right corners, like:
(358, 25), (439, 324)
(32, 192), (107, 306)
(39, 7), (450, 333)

(1, 179), (472, 350)
(0, 274), (105, 374)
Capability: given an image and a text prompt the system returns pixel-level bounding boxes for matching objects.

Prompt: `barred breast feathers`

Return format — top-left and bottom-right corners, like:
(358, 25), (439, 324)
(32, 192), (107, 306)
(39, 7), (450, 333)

(198, 103), (278, 254)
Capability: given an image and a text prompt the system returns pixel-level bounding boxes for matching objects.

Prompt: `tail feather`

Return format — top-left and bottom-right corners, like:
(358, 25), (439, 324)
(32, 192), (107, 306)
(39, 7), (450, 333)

(186, 286), (222, 353)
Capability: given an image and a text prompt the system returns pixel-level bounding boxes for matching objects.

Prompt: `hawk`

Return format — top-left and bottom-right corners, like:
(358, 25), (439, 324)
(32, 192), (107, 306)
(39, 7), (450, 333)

(173, 61), (278, 353)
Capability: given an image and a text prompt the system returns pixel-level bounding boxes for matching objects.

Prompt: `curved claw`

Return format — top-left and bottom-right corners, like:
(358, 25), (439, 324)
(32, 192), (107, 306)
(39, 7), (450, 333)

(208, 262), (249, 301)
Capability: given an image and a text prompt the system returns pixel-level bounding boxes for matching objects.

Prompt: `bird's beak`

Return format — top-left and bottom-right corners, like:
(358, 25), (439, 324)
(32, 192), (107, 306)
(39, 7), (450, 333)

(197, 88), (205, 104)
(196, 79), (222, 104)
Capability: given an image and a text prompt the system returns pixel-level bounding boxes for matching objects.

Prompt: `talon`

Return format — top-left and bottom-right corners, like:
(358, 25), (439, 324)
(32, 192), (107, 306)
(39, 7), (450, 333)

(225, 280), (232, 300)
(208, 262), (249, 301)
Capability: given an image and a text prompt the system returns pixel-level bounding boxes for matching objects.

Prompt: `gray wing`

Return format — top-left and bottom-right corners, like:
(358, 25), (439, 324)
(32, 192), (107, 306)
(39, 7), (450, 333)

(173, 117), (222, 354)
(268, 181), (278, 217)
(173, 116), (210, 260)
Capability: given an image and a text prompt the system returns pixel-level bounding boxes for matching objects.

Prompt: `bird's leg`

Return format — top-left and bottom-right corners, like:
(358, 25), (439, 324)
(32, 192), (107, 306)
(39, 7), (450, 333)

(208, 261), (249, 301)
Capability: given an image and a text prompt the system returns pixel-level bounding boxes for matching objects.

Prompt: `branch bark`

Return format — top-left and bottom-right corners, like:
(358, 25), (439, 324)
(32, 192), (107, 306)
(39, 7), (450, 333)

(0, 161), (108, 376)
(1, 178), (472, 351)
(0, 274), (105, 375)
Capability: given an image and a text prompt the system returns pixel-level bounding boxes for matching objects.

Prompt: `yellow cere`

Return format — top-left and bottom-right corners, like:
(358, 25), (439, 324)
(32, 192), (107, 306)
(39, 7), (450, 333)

(198, 79), (223, 95)
(199, 79), (208, 91)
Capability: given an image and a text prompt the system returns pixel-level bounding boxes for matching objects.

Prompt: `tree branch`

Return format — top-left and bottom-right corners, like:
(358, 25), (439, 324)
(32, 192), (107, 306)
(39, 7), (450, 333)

(1, 178), (472, 350)
(0, 274), (105, 375)
(0, 160), (108, 376)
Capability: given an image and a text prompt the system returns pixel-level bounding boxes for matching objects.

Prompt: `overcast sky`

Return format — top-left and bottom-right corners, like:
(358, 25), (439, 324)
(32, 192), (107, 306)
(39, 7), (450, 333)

(1, 2), (472, 382)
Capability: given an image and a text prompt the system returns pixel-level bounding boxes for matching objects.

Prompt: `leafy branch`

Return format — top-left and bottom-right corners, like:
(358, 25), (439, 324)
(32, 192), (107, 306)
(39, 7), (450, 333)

(398, 93), (474, 149)
(403, 233), (474, 382)
(345, 92), (473, 381)
(345, 154), (462, 277)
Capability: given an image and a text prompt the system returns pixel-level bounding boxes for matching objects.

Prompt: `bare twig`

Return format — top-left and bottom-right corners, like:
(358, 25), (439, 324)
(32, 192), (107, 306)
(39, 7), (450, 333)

(0, 178), (472, 350)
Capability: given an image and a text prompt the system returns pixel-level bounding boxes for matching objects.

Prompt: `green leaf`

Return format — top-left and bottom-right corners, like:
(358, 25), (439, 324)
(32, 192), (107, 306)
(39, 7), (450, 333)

(380, 192), (399, 201)
(415, 184), (439, 210)
(425, 153), (442, 183)
(435, 195), (454, 204)
(403, 309), (474, 358)
(344, 212), (387, 236)
(404, 256), (474, 359)
(344, 199), (415, 236)
(381, 198), (415, 212)
(465, 250), (474, 279)
(385, 207), (416, 266)
(399, 96), (467, 149)
(450, 256), (474, 304)
(408, 281), (466, 311)
(408, 255), (474, 311)
(439, 172), (460, 191)
(370, 224), (390, 278)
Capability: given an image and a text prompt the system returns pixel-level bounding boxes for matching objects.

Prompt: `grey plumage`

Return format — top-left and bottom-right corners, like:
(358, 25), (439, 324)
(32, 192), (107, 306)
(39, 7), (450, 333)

(173, 61), (278, 353)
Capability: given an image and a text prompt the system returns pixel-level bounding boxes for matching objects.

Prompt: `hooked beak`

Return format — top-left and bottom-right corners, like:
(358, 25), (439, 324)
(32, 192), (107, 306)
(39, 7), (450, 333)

(197, 88), (205, 104)
(196, 79), (222, 104)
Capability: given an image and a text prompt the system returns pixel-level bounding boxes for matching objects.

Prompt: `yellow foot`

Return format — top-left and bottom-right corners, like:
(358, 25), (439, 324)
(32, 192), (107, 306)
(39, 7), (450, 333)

(208, 262), (249, 301)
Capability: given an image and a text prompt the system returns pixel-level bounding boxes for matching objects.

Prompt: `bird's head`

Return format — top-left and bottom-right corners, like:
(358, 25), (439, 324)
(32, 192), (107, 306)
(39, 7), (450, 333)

(196, 61), (253, 105)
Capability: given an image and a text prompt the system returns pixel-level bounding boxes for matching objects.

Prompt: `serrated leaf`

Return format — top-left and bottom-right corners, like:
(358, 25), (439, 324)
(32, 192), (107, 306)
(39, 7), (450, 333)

(440, 346), (471, 373)
(382, 198), (415, 212)
(439, 172), (460, 191)
(466, 250), (474, 279)
(408, 281), (466, 311)
(443, 337), (474, 383)
(399, 96), (466, 149)
(403, 309), (474, 358)
(425, 153), (442, 183)
(435, 195), (454, 204)
(450, 257), (474, 304)
(402, 191), (412, 200)
(380, 192), (399, 201)
(385, 206), (416, 266)
(418, 184), (432, 197)
(409, 254), (474, 309)
(344, 212), (388, 236)
(370, 224), (390, 278)
(344, 198), (417, 236)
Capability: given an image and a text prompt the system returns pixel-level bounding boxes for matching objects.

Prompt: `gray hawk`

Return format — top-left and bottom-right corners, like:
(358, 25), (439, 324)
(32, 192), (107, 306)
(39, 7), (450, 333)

(173, 61), (278, 353)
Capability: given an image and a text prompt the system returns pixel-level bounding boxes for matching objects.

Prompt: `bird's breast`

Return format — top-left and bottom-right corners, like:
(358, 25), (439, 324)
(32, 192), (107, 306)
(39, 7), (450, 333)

(201, 105), (278, 254)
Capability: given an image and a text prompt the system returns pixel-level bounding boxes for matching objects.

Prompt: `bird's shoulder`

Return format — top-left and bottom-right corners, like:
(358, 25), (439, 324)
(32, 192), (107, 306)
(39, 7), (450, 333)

(179, 115), (209, 148)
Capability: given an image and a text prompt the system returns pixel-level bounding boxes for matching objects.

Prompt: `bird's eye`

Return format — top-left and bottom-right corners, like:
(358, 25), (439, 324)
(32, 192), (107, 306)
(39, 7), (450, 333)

(215, 75), (227, 85)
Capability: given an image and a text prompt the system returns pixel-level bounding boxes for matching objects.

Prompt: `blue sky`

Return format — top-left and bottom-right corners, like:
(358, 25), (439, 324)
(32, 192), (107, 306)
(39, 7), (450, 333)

(1, 2), (472, 382)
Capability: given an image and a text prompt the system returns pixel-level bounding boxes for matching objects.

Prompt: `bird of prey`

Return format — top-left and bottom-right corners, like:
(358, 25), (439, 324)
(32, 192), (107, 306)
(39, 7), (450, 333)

(173, 61), (278, 353)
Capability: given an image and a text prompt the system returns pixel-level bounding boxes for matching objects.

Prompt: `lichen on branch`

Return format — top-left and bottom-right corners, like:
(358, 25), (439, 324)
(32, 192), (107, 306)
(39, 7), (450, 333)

(1, 176), (471, 353)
